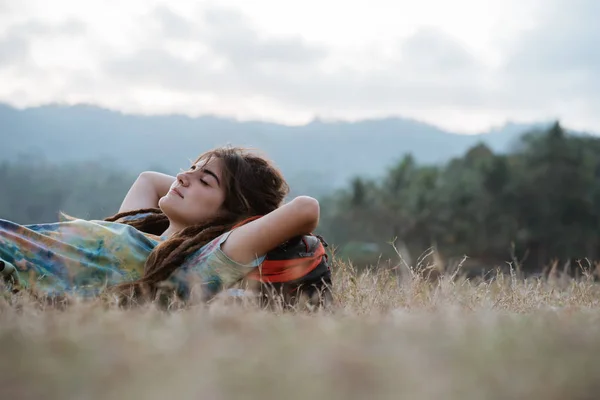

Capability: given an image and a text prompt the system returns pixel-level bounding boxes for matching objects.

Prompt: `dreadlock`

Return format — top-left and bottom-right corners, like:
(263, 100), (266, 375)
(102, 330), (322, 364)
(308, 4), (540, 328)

(103, 146), (289, 305)
(104, 207), (169, 236)
(110, 215), (240, 303)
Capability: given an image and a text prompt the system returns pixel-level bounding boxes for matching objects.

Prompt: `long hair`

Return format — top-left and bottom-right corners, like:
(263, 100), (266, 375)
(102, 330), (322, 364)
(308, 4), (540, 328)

(106, 146), (289, 304)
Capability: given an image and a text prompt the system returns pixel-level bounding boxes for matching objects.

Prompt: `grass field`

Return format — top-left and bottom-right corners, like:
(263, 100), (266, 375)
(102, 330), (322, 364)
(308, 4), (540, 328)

(2, 257), (600, 400)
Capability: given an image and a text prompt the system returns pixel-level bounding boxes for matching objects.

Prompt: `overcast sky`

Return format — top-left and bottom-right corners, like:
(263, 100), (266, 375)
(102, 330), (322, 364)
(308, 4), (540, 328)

(1, 0), (599, 134)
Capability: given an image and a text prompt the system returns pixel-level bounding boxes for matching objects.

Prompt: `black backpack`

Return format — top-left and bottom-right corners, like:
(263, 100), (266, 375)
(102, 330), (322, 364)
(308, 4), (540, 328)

(239, 233), (333, 310)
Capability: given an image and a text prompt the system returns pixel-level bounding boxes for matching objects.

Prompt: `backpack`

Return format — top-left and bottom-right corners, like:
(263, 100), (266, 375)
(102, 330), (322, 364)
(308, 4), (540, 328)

(232, 216), (333, 310)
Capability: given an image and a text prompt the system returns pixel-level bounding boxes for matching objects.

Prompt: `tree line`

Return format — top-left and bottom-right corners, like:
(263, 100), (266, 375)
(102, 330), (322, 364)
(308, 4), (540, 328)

(319, 122), (600, 275)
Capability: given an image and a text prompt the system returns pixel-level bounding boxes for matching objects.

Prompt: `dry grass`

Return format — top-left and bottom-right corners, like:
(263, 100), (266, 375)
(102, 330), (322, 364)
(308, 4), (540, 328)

(2, 255), (600, 400)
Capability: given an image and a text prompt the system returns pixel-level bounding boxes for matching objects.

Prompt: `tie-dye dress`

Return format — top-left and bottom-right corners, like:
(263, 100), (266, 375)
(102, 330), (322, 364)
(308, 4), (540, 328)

(0, 213), (264, 301)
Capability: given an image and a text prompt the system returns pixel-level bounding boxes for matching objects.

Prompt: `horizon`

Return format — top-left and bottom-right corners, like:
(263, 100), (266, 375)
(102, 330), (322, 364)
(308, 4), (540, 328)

(1, 100), (567, 137)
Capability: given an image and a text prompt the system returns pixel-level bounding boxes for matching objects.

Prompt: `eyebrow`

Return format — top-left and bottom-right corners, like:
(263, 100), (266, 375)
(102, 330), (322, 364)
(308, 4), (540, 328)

(202, 168), (221, 187)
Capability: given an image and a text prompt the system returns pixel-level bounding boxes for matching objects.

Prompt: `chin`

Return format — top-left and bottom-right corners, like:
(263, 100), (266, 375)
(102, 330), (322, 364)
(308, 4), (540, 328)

(158, 196), (177, 218)
(158, 195), (168, 210)
(158, 198), (190, 226)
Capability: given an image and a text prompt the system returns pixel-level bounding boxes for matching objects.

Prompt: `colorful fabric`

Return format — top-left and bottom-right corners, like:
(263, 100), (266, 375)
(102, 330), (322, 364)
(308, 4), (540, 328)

(0, 213), (264, 300)
(165, 230), (265, 301)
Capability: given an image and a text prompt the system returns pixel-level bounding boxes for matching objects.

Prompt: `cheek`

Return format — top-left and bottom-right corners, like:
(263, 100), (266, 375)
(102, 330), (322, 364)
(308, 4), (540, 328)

(186, 188), (223, 213)
(206, 190), (226, 211)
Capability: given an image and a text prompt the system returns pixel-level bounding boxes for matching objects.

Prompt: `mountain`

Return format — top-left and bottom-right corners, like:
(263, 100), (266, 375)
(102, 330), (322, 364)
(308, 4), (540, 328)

(0, 102), (555, 197)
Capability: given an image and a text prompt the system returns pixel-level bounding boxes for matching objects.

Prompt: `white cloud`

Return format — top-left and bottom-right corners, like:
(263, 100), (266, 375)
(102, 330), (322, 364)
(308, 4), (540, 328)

(1, 0), (600, 134)
(98, 6), (503, 128)
(0, 18), (85, 67)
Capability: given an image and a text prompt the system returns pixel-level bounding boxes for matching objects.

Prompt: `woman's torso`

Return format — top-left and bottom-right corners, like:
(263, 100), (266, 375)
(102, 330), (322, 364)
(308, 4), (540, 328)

(0, 217), (164, 297)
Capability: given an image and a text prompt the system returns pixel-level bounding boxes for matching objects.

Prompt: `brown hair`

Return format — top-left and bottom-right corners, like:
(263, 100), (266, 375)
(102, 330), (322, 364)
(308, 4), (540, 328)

(105, 146), (289, 304)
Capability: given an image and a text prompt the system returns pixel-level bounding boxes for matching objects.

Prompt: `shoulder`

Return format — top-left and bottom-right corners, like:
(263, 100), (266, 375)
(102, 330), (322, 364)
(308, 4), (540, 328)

(180, 230), (266, 271)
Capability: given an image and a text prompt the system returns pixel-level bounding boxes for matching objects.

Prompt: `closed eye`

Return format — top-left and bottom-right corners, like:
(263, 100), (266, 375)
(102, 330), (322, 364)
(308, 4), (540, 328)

(187, 164), (218, 187)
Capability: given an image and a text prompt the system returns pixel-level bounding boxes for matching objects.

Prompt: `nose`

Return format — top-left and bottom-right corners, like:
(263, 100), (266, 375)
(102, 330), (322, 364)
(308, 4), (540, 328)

(176, 171), (190, 187)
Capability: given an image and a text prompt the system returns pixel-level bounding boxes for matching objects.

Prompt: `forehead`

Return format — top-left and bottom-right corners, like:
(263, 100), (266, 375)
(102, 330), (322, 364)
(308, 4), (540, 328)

(194, 156), (223, 176)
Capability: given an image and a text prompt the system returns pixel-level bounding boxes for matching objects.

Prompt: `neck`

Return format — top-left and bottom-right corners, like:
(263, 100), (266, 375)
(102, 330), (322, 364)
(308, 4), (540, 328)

(162, 222), (184, 239)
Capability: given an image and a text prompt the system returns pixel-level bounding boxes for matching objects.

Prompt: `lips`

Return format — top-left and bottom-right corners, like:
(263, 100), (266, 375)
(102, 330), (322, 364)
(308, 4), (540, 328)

(171, 188), (184, 199)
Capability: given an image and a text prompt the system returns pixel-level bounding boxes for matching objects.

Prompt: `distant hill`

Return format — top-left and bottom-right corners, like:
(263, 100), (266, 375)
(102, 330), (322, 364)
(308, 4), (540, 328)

(0, 103), (557, 197)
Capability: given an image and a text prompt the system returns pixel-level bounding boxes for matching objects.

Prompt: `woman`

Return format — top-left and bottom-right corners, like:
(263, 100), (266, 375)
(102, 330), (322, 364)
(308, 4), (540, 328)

(0, 146), (321, 305)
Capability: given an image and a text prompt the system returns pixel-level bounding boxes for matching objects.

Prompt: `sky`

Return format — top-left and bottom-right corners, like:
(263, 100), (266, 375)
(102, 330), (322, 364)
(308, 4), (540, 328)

(1, 0), (599, 134)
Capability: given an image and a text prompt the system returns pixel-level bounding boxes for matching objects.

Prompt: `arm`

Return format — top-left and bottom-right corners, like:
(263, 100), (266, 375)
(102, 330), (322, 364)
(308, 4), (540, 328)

(220, 196), (320, 265)
(119, 171), (176, 213)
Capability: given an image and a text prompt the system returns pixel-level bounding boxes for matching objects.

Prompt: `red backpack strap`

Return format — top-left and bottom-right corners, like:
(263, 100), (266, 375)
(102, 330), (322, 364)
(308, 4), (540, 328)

(246, 242), (326, 283)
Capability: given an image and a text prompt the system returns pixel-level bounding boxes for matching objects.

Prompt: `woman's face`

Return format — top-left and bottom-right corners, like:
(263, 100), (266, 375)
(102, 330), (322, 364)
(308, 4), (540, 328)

(159, 157), (227, 228)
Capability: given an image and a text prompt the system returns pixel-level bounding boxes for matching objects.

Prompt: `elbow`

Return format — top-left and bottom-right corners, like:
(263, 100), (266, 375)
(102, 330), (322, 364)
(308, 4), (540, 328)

(136, 171), (153, 186)
(138, 171), (155, 181)
(294, 196), (320, 232)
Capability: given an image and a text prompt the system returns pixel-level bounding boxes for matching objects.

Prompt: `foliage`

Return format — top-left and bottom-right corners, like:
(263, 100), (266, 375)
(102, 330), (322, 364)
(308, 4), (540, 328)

(320, 122), (600, 273)
(0, 157), (135, 223)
